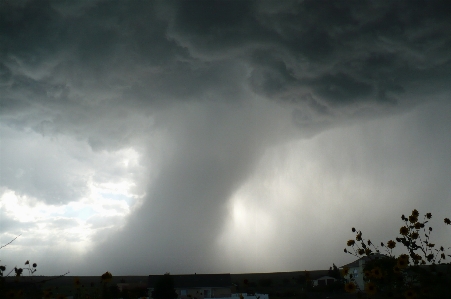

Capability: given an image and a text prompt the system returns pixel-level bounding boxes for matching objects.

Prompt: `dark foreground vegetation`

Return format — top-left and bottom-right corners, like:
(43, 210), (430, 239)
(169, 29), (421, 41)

(342, 210), (450, 298)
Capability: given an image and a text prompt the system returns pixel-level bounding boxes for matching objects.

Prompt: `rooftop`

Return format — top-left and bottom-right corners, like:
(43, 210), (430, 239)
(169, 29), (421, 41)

(148, 273), (232, 289)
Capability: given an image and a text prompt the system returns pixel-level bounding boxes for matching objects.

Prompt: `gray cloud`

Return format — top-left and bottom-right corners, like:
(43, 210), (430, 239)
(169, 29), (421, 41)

(2, 0), (451, 115)
(1, 0), (450, 275)
(0, 206), (34, 234)
(0, 125), (89, 204)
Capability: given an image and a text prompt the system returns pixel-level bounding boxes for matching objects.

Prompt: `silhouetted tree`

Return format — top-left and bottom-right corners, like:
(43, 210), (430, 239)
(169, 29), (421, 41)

(328, 264), (341, 280)
(152, 273), (177, 299)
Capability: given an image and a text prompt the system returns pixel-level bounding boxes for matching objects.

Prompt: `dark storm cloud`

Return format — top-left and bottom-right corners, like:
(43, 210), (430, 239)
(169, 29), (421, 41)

(1, 0), (451, 275)
(167, 0), (451, 107)
(2, 0), (451, 112)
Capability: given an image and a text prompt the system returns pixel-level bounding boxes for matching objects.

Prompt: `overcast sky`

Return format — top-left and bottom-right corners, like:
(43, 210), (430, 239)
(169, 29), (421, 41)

(1, 0), (451, 276)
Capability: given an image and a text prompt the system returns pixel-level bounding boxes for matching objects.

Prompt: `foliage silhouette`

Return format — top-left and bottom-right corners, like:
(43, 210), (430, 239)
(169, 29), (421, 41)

(152, 272), (178, 299)
(342, 209), (450, 298)
(1, 235), (114, 299)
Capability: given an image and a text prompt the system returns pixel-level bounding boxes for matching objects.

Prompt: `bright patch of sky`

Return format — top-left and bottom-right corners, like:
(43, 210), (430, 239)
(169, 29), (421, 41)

(0, 124), (146, 254)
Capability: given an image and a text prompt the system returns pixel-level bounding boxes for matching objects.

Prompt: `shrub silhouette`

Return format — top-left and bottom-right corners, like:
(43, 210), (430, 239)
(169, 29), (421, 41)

(152, 272), (178, 299)
(1, 235), (115, 299)
(0, 235), (44, 298)
(342, 209), (450, 298)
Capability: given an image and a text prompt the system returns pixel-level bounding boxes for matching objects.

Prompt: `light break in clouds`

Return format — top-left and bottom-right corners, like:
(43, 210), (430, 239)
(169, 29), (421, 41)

(1, 0), (450, 275)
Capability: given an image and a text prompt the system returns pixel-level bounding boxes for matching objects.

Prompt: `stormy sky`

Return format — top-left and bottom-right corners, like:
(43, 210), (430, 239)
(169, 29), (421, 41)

(1, 0), (450, 276)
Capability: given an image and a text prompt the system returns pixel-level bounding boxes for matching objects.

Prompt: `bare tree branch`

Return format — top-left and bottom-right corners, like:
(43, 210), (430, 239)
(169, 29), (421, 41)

(0, 234), (21, 250)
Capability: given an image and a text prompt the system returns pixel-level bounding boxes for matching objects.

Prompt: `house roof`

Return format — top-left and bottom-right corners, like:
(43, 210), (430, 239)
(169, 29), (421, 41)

(340, 253), (388, 268)
(304, 270), (331, 280)
(148, 274), (232, 289)
(4, 276), (148, 287)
